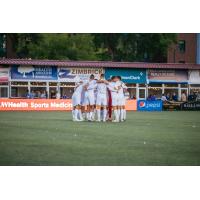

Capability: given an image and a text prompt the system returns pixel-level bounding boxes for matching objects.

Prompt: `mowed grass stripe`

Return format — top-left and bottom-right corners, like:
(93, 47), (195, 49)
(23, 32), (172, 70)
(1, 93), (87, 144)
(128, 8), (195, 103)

(0, 111), (200, 165)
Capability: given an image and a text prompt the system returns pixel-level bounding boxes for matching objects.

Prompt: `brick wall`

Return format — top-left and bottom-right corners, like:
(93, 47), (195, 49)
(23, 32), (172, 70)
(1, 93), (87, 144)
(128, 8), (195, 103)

(167, 33), (197, 63)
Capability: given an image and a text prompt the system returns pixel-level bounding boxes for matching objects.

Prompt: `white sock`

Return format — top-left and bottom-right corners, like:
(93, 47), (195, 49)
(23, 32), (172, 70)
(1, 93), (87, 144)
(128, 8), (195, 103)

(114, 110), (119, 121)
(117, 109), (121, 120)
(86, 112), (90, 120)
(97, 109), (101, 121)
(72, 110), (75, 119)
(82, 112), (86, 119)
(103, 109), (107, 121)
(123, 109), (126, 120)
(74, 109), (79, 120)
(78, 110), (83, 120)
(120, 109), (124, 121)
(89, 112), (93, 120)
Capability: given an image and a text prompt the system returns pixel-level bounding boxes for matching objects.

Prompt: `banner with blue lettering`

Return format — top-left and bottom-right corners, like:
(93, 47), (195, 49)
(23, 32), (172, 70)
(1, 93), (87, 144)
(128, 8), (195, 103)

(11, 65), (57, 80)
(137, 100), (163, 111)
(105, 68), (146, 83)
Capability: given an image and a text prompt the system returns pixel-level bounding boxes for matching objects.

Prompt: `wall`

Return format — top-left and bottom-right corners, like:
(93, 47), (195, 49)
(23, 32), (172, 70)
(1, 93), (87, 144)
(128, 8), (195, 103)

(167, 33), (197, 63)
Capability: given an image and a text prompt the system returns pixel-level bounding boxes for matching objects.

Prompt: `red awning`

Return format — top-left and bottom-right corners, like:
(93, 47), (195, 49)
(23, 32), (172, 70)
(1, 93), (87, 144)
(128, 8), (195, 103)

(0, 58), (200, 69)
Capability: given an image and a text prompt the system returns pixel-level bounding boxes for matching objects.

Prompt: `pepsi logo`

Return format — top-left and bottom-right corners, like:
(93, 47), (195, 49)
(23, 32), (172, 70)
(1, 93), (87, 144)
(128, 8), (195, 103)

(139, 101), (146, 107)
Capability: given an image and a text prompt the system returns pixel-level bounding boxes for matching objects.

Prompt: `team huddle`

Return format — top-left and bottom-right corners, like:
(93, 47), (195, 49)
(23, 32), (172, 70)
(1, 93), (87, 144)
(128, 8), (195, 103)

(72, 74), (128, 122)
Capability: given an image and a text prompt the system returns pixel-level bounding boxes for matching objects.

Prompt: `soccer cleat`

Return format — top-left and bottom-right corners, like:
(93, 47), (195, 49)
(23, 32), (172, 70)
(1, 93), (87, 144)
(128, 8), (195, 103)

(112, 119), (119, 123)
(73, 118), (82, 122)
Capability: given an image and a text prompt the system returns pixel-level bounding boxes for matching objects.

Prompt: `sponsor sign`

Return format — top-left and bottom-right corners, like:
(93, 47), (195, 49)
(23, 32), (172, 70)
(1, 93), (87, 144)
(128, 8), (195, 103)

(163, 103), (181, 111)
(0, 99), (137, 111)
(188, 70), (200, 84)
(0, 66), (9, 82)
(181, 101), (200, 110)
(58, 68), (104, 82)
(0, 99), (72, 111)
(137, 100), (163, 111)
(125, 100), (137, 111)
(11, 65), (57, 80)
(148, 69), (188, 83)
(105, 68), (146, 83)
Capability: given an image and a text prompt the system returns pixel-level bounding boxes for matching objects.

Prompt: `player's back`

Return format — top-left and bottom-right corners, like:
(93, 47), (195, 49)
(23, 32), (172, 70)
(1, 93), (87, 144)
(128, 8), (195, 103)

(97, 82), (107, 94)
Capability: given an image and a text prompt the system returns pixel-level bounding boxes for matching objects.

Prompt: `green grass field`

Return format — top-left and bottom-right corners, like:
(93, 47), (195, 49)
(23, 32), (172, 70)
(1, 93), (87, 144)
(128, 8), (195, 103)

(0, 111), (200, 166)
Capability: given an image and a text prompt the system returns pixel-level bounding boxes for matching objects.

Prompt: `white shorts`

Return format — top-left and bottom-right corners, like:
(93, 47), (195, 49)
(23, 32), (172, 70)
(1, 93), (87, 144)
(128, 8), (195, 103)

(72, 93), (81, 106)
(118, 95), (126, 106)
(111, 93), (120, 106)
(84, 91), (95, 105)
(96, 94), (107, 106)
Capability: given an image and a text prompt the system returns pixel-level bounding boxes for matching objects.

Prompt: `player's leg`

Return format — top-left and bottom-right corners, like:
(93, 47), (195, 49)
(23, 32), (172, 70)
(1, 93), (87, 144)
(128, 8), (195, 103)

(112, 94), (119, 122)
(121, 97), (126, 121)
(108, 90), (112, 121)
(122, 105), (126, 121)
(102, 95), (108, 122)
(84, 93), (90, 120)
(88, 93), (95, 121)
(72, 94), (77, 121)
(72, 107), (75, 120)
(119, 97), (124, 122)
(96, 95), (101, 121)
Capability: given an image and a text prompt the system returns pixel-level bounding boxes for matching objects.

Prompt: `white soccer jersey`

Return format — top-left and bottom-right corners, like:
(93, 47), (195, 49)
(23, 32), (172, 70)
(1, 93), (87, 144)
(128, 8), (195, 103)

(116, 81), (127, 106)
(72, 83), (84, 106)
(96, 81), (108, 106)
(84, 79), (97, 105)
(108, 82), (119, 106)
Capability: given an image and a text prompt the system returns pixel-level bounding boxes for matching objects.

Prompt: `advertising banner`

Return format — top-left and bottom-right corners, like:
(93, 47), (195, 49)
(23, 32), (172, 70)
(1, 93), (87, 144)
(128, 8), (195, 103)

(137, 100), (163, 111)
(105, 68), (146, 83)
(0, 99), (72, 111)
(0, 99), (137, 111)
(0, 66), (9, 82)
(188, 70), (200, 84)
(181, 101), (200, 110)
(125, 100), (137, 111)
(11, 65), (57, 80)
(148, 69), (188, 83)
(58, 68), (104, 82)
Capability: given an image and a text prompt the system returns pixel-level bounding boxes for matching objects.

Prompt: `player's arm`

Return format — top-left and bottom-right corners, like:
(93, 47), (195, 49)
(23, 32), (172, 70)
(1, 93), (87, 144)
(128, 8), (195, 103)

(107, 84), (118, 92)
(121, 82), (128, 89)
(87, 81), (97, 90)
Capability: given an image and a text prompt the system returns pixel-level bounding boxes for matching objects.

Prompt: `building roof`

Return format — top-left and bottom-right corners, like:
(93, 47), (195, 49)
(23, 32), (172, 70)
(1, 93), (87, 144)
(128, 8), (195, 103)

(0, 58), (200, 69)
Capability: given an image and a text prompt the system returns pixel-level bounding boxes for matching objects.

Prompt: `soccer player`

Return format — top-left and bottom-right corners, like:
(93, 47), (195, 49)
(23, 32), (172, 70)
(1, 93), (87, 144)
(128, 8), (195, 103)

(83, 74), (97, 121)
(72, 81), (84, 121)
(116, 76), (128, 122)
(107, 76), (120, 122)
(96, 74), (108, 122)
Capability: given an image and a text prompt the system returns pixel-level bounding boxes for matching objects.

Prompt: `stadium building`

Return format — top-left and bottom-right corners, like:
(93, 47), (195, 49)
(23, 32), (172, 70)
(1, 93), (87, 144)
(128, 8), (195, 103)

(0, 59), (200, 101)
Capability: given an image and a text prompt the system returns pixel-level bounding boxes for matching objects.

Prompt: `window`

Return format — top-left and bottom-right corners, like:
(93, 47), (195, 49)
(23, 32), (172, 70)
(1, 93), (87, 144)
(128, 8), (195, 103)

(148, 83), (162, 87)
(0, 87), (8, 98)
(164, 83), (178, 87)
(178, 40), (186, 53)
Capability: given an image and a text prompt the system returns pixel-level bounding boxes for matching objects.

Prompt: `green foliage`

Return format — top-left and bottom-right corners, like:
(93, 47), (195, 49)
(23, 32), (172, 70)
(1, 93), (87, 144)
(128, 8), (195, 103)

(7, 33), (177, 62)
(93, 33), (177, 62)
(16, 33), (98, 60)
(0, 34), (6, 57)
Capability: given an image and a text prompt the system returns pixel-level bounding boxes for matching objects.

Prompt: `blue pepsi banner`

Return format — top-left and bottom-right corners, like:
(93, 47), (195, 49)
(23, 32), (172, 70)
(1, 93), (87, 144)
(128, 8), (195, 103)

(105, 68), (146, 83)
(11, 65), (57, 80)
(137, 100), (163, 111)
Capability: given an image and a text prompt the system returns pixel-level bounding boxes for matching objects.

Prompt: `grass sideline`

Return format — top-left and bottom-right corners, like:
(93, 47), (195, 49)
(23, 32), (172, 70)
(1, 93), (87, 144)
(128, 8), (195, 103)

(0, 111), (200, 166)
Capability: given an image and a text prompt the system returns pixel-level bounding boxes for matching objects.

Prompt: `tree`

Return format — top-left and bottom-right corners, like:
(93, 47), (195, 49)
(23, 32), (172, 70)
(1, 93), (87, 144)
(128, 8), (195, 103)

(0, 34), (6, 57)
(4, 33), (177, 62)
(22, 33), (98, 60)
(93, 33), (177, 62)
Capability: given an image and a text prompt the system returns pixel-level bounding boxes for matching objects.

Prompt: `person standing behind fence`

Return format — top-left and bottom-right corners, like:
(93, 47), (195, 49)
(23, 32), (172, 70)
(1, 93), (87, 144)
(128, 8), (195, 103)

(181, 91), (187, 102)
